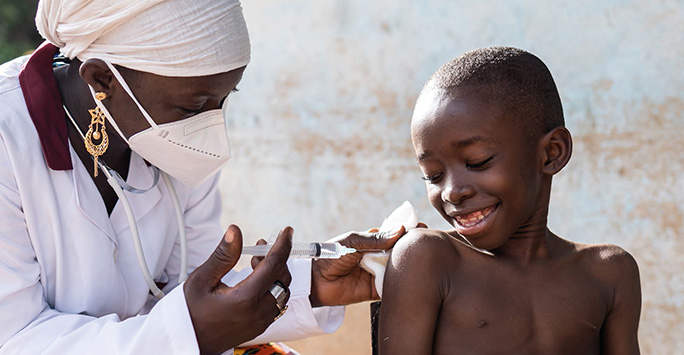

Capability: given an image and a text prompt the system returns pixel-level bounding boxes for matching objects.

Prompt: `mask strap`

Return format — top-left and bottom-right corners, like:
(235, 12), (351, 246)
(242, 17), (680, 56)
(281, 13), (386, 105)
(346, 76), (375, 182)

(103, 60), (160, 130)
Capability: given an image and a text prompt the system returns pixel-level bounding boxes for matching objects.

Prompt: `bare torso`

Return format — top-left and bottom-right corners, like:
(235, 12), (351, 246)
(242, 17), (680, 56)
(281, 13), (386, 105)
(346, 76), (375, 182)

(433, 233), (608, 354)
(378, 229), (639, 355)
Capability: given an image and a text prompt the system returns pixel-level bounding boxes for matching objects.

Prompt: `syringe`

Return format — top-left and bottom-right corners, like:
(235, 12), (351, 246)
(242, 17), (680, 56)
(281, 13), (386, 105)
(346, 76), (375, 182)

(242, 242), (357, 259)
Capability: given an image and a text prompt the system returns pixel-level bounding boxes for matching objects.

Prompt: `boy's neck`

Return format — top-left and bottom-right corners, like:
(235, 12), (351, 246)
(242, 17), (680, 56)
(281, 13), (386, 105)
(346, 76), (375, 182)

(492, 205), (555, 264)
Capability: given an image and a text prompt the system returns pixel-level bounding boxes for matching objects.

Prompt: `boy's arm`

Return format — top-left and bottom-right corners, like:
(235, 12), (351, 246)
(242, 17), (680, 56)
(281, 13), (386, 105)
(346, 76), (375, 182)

(378, 231), (446, 354)
(599, 247), (642, 355)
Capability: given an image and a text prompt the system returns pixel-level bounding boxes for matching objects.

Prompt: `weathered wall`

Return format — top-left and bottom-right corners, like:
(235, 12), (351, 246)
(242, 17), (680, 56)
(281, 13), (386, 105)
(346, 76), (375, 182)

(219, 1), (684, 353)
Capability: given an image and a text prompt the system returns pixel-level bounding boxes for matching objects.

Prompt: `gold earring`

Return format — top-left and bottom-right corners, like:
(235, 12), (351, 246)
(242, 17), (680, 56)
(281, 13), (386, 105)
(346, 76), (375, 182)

(84, 92), (109, 177)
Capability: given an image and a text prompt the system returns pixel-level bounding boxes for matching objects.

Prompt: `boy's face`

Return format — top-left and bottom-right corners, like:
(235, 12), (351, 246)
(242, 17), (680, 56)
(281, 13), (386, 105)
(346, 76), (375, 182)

(411, 87), (545, 250)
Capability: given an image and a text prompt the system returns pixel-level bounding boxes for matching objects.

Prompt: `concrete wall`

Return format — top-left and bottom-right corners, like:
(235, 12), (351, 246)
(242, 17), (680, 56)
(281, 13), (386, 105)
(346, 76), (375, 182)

(220, 1), (684, 353)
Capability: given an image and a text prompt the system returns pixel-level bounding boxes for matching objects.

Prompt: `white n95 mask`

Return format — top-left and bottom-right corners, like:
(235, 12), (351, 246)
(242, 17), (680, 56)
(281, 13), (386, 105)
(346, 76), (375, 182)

(89, 61), (232, 187)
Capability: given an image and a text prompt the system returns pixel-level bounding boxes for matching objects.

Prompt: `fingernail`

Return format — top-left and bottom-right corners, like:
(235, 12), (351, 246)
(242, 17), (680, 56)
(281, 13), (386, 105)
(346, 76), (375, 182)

(224, 228), (235, 243)
(284, 226), (294, 238)
(390, 225), (404, 237)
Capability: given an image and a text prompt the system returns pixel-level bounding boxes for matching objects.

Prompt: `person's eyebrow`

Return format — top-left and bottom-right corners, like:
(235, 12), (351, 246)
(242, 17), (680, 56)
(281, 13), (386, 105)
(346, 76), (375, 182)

(417, 136), (497, 161)
(452, 136), (497, 149)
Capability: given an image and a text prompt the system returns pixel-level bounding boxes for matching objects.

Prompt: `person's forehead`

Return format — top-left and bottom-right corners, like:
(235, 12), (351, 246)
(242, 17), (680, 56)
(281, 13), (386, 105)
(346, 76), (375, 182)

(411, 87), (531, 153)
(412, 87), (509, 133)
(411, 89), (452, 129)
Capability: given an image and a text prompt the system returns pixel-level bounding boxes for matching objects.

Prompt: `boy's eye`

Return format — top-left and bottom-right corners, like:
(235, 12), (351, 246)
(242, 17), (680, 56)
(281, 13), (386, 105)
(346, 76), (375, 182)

(421, 172), (443, 183)
(466, 156), (494, 170)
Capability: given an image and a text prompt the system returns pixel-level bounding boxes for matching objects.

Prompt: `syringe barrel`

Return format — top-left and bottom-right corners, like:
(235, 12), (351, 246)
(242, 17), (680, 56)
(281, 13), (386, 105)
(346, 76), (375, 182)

(307, 242), (343, 259)
(242, 242), (351, 259)
(289, 242), (320, 258)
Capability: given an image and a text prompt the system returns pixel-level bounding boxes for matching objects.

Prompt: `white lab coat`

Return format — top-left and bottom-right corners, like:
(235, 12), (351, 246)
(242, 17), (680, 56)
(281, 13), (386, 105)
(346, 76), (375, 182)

(0, 56), (343, 354)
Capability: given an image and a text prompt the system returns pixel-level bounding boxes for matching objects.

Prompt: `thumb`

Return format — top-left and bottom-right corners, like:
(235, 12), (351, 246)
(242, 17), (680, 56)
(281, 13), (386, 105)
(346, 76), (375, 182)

(194, 225), (243, 289)
(342, 225), (406, 251)
(371, 224), (405, 250)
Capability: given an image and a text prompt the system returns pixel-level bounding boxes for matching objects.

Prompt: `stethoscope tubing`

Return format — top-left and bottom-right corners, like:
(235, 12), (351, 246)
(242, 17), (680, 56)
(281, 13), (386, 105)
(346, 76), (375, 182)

(64, 104), (188, 299)
(106, 169), (188, 299)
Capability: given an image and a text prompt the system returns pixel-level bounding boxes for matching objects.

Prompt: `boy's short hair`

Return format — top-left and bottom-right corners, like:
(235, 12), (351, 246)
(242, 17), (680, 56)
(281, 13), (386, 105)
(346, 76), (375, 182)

(421, 46), (564, 140)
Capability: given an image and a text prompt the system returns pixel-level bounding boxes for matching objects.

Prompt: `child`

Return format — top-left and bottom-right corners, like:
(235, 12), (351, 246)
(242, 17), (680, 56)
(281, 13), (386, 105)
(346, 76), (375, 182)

(378, 47), (641, 354)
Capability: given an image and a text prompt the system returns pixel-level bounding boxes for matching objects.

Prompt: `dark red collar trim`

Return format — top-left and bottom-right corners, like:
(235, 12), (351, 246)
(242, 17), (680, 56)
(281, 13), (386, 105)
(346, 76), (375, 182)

(18, 42), (72, 170)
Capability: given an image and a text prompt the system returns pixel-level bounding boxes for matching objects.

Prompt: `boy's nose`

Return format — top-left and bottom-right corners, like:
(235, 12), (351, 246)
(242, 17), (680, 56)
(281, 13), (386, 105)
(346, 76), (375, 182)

(441, 180), (475, 205)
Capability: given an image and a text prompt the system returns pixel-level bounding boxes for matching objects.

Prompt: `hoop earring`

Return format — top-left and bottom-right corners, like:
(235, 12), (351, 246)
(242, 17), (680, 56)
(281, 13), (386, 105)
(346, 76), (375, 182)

(84, 92), (109, 177)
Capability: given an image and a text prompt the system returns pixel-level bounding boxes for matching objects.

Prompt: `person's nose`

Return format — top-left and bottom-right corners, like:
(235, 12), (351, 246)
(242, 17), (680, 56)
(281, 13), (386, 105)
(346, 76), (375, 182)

(441, 174), (475, 205)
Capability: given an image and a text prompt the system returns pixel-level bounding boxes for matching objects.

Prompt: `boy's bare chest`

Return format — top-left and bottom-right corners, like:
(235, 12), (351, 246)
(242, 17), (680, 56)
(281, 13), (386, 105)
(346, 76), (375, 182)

(434, 262), (607, 354)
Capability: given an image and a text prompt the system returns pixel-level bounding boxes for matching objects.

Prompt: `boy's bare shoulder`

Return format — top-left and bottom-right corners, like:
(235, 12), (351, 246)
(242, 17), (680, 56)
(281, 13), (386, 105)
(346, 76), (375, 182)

(564, 239), (640, 281)
(390, 228), (489, 270)
(389, 228), (460, 270)
(385, 229), (463, 298)
(392, 228), (466, 254)
(565, 239), (642, 332)
(571, 241), (637, 264)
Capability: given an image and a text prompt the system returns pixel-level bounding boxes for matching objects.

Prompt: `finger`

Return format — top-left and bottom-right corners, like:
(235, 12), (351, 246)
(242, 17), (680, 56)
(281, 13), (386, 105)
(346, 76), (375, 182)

(250, 255), (264, 270)
(343, 225), (406, 251)
(263, 278), (292, 318)
(243, 226), (293, 293)
(367, 228), (379, 233)
(271, 285), (292, 314)
(192, 225), (243, 289)
(262, 266), (292, 299)
(262, 228), (293, 287)
(257, 285), (292, 326)
(417, 222), (428, 229)
(250, 239), (268, 269)
(277, 263), (292, 288)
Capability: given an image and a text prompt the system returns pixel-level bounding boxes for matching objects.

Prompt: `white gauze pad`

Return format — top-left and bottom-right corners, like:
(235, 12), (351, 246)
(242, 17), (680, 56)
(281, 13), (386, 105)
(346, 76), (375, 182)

(360, 201), (419, 298)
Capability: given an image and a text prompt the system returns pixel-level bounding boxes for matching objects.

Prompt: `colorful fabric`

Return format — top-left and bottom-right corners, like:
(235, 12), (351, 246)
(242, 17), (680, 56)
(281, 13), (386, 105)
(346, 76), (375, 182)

(234, 342), (300, 355)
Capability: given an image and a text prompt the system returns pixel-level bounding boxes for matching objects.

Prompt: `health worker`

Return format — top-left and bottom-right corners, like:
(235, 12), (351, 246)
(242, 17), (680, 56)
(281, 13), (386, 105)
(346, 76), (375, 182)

(0, 0), (405, 354)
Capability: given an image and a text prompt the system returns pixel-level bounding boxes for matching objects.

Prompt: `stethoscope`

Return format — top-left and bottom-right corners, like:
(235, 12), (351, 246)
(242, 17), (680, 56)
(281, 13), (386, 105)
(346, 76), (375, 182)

(64, 105), (186, 298)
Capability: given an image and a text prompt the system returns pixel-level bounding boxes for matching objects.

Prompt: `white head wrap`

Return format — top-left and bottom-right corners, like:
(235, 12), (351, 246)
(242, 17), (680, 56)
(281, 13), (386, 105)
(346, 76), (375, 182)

(36, 0), (250, 77)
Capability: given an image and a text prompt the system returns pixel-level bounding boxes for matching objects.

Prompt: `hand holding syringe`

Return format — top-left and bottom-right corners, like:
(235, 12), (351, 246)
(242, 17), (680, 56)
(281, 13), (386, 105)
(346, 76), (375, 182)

(243, 242), (384, 259)
(242, 202), (418, 260)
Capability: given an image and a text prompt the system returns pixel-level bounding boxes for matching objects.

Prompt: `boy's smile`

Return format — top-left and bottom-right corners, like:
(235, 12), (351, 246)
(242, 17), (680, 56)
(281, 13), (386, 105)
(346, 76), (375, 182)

(411, 87), (547, 251)
(450, 203), (497, 230)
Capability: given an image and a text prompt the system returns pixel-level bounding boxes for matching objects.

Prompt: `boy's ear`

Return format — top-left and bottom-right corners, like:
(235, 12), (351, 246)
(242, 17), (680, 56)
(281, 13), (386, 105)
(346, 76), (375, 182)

(539, 126), (572, 175)
(79, 58), (114, 95)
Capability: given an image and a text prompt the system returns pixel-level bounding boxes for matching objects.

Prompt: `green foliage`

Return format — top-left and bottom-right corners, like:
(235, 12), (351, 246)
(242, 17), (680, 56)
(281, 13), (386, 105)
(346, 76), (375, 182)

(0, 0), (42, 63)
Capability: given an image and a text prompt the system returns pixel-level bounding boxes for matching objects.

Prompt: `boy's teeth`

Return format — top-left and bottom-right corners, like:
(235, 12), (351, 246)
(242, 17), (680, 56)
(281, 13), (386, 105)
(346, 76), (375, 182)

(455, 206), (495, 227)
